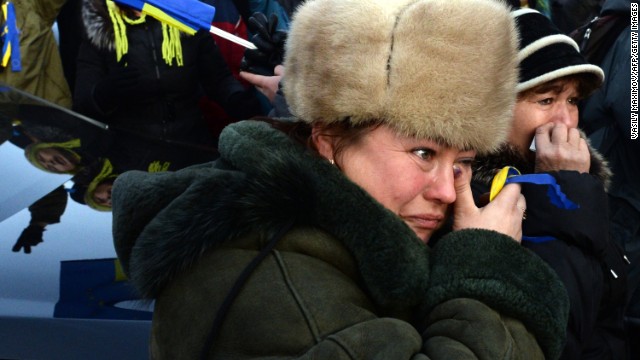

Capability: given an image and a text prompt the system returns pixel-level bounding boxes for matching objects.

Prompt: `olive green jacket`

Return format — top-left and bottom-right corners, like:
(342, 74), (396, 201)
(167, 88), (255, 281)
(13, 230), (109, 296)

(112, 120), (570, 359)
(0, 0), (72, 108)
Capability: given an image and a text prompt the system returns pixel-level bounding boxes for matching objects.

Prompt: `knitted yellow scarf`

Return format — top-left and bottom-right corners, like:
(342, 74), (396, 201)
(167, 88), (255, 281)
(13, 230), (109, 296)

(106, 0), (184, 66)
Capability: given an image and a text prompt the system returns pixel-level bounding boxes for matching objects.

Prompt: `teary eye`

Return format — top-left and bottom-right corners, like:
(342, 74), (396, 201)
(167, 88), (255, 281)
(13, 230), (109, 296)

(537, 97), (553, 105)
(568, 97), (580, 106)
(456, 157), (475, 168)
(413, 148), (434, 160)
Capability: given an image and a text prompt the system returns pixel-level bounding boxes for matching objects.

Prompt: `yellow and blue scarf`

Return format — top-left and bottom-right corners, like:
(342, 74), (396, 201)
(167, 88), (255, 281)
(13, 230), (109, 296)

(1, 1), (21, 71)
(106, 0), (184, 66)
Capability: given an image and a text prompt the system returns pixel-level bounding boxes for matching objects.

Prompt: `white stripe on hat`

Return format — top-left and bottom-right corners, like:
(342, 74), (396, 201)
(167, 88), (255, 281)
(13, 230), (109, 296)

(511, 8), (539, 18)
(518, 34), (580, 62)
(516, 64), (605, 92)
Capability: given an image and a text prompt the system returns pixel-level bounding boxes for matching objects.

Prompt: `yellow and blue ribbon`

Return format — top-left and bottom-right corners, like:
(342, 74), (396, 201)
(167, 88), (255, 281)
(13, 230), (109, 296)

(490, 166), (579, 210)
(113, 0), (216, 34)
(1, 1), (21, 72)
(490, 166), (579, 243)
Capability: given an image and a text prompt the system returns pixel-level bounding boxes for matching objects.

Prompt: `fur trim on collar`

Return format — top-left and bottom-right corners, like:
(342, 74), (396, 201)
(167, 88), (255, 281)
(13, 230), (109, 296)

(473, 139), (612, 189)
(82, 0), (115, 50)
(113, 121), (430, 309)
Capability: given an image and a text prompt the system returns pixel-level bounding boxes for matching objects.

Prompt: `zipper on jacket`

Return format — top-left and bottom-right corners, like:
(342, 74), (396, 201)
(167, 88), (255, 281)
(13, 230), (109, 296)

(145, 22), (169, 139)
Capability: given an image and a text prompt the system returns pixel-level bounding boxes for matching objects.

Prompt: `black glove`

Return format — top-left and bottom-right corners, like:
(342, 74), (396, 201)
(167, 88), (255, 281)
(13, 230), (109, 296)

(93, 62), (144, 112)
(240, 12), (287, 76)
(12, 225), (44, 254)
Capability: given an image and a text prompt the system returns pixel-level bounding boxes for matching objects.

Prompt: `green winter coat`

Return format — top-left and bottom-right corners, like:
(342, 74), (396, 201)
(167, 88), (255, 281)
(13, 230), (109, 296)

(112, 120), (570, 359)
(0, 0), (72, 108)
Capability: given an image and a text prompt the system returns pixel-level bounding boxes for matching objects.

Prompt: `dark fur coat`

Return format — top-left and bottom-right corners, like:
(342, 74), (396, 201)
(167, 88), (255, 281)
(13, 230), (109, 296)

(112, 120), (571, 359)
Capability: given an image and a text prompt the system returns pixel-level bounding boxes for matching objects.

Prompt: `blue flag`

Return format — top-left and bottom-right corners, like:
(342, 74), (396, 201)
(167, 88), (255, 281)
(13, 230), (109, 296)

(112, 0), (215, 34)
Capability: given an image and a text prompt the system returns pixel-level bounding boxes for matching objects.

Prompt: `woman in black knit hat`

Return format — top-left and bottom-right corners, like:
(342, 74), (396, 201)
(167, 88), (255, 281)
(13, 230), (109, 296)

(472, 8), (629, 360)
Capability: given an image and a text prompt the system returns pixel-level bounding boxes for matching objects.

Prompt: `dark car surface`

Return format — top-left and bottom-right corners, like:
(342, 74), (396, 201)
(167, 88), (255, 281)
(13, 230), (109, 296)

(0, 84), (218, 359)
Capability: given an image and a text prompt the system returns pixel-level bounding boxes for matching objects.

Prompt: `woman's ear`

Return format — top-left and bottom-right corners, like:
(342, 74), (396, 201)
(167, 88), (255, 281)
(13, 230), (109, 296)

(311, 125), (334, 161)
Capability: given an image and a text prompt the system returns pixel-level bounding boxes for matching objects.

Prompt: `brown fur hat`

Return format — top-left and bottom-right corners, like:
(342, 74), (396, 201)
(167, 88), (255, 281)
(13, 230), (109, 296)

(283, 0), (519, 153)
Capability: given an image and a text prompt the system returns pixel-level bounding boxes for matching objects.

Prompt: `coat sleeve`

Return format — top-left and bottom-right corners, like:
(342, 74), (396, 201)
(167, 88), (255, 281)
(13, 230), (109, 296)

(422, 298), (545, 359)
(195, 31), (262, 119)
(149, 226), (560, 359)
(522, 170), (628, 308)
(195, 31), (244, 101)
(293, 300), (546, 360)
(294, 233), (561, 360)
(292, 318), (428, 359)
(421, 229), (571, 360)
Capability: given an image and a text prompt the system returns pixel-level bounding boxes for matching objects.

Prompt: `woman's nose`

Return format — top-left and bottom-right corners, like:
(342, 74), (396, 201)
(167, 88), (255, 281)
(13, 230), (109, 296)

(423, 165), (456, 204)
(552, 103), (578, 128)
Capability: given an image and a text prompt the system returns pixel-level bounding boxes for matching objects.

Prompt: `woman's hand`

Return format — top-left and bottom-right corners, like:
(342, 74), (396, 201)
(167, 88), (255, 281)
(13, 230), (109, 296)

(239, 65), (284, 103)
(534, 123), (590, 173)
(452, 170), (525, 242)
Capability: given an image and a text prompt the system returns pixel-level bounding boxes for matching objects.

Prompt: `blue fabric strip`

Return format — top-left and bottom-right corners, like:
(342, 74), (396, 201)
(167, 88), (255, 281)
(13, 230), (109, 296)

(522, 235), (557, 243)
(146, 0), (216, 30)
(2, 2), (21, 72)
(505, 173), (579, 210)
(113, 0), (216, 32)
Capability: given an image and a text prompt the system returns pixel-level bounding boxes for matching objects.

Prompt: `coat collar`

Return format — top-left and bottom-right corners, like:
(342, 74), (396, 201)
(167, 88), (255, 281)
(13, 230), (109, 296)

(82, 0), (116, 50)
(115, 121), (431, 309)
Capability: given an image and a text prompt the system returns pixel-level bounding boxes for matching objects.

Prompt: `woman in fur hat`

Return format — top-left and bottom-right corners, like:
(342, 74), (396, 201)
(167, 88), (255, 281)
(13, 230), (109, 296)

(111, 0), (570, 358)
(73, 0), (262, 147)
(472, 8), (629, 360)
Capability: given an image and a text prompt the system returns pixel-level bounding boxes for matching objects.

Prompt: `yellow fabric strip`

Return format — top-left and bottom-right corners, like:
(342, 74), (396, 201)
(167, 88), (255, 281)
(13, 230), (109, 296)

(1, 43), (11, 67)
(114, 259), (128, 281)
(148, 160), (171, 172)
(161, 24), (183, 66)
(105, 0), (185, 66)
(1, 3), (11, 67)
(106, 0), (128, 62)
(141, 3), (196, 35)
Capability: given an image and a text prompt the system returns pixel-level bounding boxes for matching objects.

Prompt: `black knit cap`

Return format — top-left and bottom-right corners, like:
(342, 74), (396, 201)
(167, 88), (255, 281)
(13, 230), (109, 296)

(513, 8), (604, 93)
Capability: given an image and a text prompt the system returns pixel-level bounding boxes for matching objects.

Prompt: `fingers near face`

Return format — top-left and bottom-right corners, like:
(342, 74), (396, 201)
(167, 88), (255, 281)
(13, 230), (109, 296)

(317, 124), (475, 243)
(509, 80), (580, 153)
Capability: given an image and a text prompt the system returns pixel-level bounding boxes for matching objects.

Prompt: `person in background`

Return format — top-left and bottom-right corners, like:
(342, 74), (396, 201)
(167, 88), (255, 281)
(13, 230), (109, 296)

(10, 186), (68, 254)
(111, 0), (570, 358)
(506, 0), (552, 18)
(0, 0), (72, 108)
(577, 0), (639, 357)
(8, 104), (102, 175)
(549, 0), (603, 34)
(56, 0), (84, 92)
(232, 0), (302, 33)
(0, 100), (106, 255)
(198, 0), (257, 140)
(237, 11), (290, 117)
(472, 8), (629, 359)
(73, 0), (262, 147)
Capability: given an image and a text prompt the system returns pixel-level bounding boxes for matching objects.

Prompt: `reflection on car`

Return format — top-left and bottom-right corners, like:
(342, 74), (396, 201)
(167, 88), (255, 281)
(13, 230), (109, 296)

(0, 84), (219, 359)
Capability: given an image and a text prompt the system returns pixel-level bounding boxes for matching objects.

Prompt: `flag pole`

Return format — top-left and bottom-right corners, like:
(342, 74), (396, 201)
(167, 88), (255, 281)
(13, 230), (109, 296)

(209, 25), (257, 50)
